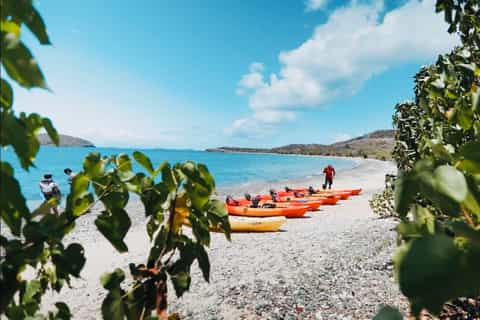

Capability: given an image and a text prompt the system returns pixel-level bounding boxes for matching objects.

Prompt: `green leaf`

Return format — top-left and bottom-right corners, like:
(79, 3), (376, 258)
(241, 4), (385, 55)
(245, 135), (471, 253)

(102, 288), (126, 320)
(148, 226), (168, 266)
(42, 117), (59, 145)
(133, 151), (154, 174)
(140, 182), (168, 217)
(373, 306), (403, 320)
(66, 173), (94, 217)
(146, 215), (161, 241)
(458, 140), (480, 168)
(70, 174), (90, 199)
(63, 243), (86, 277)
(83, 152), (106, 179)
(3, 0), (51, 44)
(0, 162), (29, 219)
(449, 221), (480, 246)
(124, 282), (145, 320)
(100, 270), (128, 319)
(161, 162), (176, 192)
(1, 207), (22, 236)
(100, 268), (126, 290)
(170, 271), (191, 297)
(2, 41), (48, 89)
(51, 302), (72, 320)
(22, 5), (51, 45)
(116, 153), (132, 172)
(472, 86), (480, 111)
(95, 209), (131, 253)
(433, 165), (468, 203)
(189, 214), (210, 247)
(197, 164), (215, 191)
(394, 234), (480, 315)
(206, 199), (230, 239)
(102, 190), (129, 211)
(51, 243), (86, 280)
(186, 183), (210, 210)
(0, 78), (13, 109)
(394, 172), (417, 216)
(195, 244), (210, 282)
(22, 280), (41, 305)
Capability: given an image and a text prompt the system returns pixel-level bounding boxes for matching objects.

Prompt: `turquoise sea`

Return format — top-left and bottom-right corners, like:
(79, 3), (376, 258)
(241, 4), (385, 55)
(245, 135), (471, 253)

(4, 147), (355, 201)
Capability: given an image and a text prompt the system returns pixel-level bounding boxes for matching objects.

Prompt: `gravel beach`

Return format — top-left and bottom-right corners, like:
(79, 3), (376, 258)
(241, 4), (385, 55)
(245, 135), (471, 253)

(38, 158), (408, 319)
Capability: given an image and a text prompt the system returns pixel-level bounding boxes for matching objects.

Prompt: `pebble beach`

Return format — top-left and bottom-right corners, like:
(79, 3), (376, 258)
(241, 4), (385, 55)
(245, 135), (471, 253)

(39, 158), (408, 319)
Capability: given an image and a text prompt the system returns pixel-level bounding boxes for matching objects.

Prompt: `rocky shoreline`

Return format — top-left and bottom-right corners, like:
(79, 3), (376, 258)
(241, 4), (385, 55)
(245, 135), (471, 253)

(38, 159), (407, 319)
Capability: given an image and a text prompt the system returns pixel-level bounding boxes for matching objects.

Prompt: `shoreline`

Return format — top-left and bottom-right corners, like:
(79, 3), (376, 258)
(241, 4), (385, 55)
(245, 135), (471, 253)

(25, 153), (361, 207)
(205, 148), (376, 162)
(35, 158), (405, 319)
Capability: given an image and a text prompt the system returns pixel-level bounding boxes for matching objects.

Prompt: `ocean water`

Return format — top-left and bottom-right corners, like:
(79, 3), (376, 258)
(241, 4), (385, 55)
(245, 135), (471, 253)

(4, 147), (355, 201)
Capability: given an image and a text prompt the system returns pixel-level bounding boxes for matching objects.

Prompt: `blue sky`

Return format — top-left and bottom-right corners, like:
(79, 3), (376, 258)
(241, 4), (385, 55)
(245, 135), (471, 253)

(14, 0), (458, 149)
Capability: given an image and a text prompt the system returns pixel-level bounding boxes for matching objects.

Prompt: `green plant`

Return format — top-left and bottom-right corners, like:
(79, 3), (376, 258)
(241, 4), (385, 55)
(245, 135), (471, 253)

(0, 1), (230, 319)
(392, 102), (429, 172)
(378, 0), (480, 318)
(369, 174), (397, 219)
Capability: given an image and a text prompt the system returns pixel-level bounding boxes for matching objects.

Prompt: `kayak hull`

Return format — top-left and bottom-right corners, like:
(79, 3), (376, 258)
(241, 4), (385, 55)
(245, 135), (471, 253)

(236, 198), (321, 211)
(286, 187), (362, 196)
(227, 205), (309, 218)
(228, 216), (286, 232)
(185, 216), (286, 232)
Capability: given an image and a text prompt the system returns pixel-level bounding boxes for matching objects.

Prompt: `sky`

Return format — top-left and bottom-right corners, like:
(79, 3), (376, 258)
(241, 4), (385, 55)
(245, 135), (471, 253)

(12, 0), (459, 149)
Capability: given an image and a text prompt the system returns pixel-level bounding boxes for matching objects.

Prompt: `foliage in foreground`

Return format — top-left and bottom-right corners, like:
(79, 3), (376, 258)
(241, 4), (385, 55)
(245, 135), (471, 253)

(378, 0), (480, 318)
(0, 1), (230, 319)
(369, 174), (397, 219)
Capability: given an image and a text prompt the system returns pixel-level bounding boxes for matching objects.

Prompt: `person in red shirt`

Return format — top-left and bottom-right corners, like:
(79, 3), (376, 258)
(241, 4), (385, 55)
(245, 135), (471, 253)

(322, 165), (336, 190)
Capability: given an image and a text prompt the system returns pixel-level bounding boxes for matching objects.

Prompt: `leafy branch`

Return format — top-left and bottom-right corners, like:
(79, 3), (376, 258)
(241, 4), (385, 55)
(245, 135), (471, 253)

(0, 2), (231, 319)
(377, 1), (480, 318)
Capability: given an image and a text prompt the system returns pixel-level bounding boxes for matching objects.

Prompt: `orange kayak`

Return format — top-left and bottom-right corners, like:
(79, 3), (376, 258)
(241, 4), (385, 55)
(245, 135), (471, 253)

(288, 187), (362, 196)
(227, 205), (309, 218)
(277, 200), (321, 211)
(185, 216), (287, 233)
(314, 191), (350, 200)
(317, 196), (339, 205)
(340, 188), (362, 195)
(236, 198), (321, 211)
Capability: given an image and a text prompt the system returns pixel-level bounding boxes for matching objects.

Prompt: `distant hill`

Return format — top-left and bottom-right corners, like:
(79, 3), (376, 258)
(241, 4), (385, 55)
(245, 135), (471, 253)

(207, 129), (395, 160)
(38, 134), (95, 147)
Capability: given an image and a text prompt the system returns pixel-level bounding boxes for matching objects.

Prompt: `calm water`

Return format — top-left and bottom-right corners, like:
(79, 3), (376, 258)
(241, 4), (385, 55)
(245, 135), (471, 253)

(4, 147), (355, 201)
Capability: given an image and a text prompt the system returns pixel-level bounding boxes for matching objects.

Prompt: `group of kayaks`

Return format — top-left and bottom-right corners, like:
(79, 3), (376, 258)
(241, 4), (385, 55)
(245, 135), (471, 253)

(222, 186), (362, 233)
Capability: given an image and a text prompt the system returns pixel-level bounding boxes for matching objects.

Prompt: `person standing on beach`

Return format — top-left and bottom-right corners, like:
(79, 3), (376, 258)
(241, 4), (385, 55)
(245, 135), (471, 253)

(39, 174), (61, 215)
(322, 164), (336, 190)
(64, 168), (76, 185)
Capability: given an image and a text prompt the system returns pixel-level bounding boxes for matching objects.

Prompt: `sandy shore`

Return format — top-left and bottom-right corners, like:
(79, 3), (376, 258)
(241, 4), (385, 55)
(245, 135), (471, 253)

(37, 158), (407, 319)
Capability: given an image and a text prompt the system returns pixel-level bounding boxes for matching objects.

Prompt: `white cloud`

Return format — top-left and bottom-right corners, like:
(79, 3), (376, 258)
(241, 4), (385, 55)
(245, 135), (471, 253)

(229, 0), (458, 136)
(236, 62), (266, 95)
(306, 0), (328, 11)
(224, 118), (271, 137)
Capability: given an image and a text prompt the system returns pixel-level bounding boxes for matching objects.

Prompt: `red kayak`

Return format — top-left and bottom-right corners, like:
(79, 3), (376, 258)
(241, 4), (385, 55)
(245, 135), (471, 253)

(235, 198), (321, 211)
(279, 195), (339, 205)
(226, 204), (309, 218)
(287, 187), (362, 196)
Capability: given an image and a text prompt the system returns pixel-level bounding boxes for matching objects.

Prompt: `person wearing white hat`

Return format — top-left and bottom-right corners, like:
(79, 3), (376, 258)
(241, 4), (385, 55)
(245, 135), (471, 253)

(39, 174), (61, 215)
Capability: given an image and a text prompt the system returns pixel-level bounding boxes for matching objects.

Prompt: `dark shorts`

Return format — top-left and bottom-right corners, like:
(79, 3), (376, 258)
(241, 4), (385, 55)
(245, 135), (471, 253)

(324, 177), (333, 188)
(43, 193), (53, 200)
(43, 192), (60, 201)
